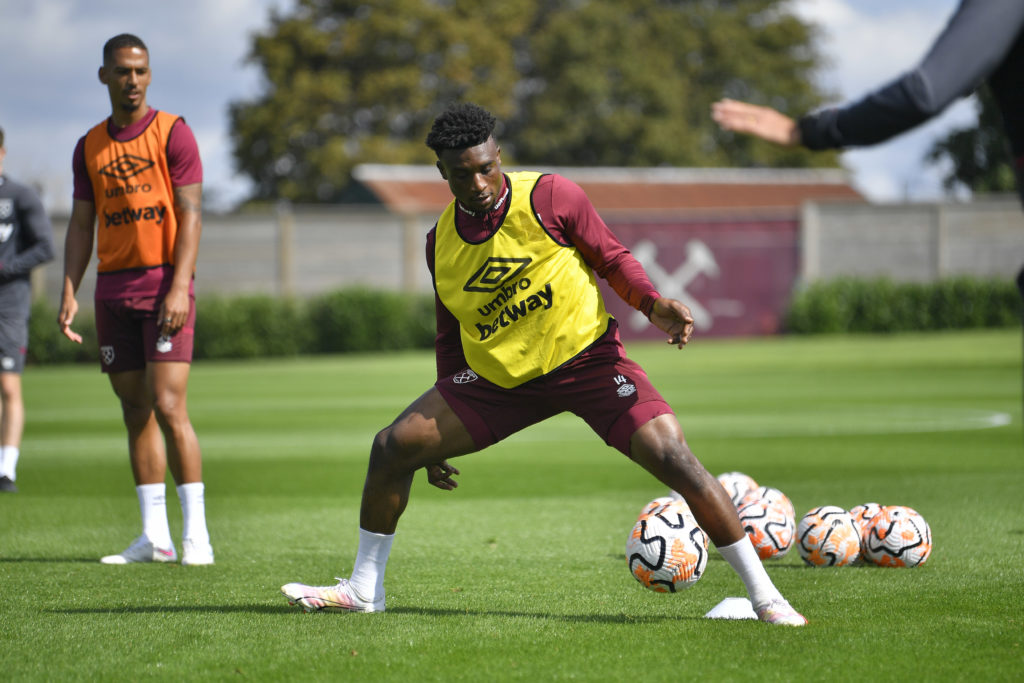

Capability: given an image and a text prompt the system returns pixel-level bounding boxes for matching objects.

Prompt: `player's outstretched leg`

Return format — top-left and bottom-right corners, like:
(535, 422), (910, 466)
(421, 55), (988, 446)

(281, 389), (467, 614)
(630, 415), (806, 626)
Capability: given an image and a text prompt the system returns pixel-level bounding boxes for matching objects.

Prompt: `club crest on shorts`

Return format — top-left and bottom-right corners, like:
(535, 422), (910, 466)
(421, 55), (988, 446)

(453, 369), (479, 384)
(0, 199), (12, 220)
(613, 374), (636, 397)
(101, 345), (115, 366)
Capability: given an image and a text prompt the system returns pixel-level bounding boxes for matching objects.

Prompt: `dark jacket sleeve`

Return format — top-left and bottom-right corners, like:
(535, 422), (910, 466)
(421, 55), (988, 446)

(798, 0), (1024, 150)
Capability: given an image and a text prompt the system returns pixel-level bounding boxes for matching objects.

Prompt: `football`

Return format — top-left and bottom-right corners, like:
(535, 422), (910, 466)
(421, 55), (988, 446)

(848, 502), (883, 534)
(862, 505), (932, 568)
(626, 500), (709, 592)
(736, 498), (795, 560)
(717, 471), (759, 506)
(737, 486), (796, 520)
(797, 505), (862, 567)
(637, 495), (678, 521)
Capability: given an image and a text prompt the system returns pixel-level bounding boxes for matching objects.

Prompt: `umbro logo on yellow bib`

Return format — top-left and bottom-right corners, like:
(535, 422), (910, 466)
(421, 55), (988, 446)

(463, 257), (531, 293)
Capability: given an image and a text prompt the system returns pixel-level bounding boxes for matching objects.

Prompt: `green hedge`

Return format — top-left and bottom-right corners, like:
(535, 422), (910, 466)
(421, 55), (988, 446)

(28, 277), (1019, 364)
(786, 276), (1021, 333)
(27, 288), (435, 365)
(28, 301), (99, 365)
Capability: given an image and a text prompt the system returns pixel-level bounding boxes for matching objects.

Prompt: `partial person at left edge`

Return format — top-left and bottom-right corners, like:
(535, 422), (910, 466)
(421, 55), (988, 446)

(57, 33), (213, 565)
(0, 125), (56, 493)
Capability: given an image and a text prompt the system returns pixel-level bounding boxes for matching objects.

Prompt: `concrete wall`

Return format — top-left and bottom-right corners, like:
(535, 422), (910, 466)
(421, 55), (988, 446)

(36, 204), (436, 308)
(800, 197), (1023, 284)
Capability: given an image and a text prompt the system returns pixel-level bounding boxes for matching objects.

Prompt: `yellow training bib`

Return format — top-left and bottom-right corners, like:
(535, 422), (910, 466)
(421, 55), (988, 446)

(434, 172), (612, 388)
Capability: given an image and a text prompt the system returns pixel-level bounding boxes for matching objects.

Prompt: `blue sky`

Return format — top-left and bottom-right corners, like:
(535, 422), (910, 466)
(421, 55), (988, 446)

(0, 0), (968, 213)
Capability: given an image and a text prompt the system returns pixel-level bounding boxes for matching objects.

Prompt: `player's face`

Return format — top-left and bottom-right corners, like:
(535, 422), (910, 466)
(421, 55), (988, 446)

(436, 138), (503, 213)
(99, 47), (151, 117)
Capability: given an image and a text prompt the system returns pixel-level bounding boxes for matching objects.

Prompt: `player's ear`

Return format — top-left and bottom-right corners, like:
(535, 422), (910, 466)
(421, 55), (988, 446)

(98, 66), (108, 85)
(436, 160), (448, 180)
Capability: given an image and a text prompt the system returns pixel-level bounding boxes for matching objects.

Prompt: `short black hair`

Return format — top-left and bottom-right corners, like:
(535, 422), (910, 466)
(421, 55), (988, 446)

(425, 103), (496, 154)
(0, 126), (4, 149)
(103, 33), (148, 64)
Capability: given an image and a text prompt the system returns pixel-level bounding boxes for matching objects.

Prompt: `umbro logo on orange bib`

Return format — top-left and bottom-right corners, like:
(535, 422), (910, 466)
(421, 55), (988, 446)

(99, 154), (155, 180)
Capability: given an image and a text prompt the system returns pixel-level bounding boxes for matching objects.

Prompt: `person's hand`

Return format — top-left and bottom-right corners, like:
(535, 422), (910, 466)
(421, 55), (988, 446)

(427, 460), (460, 490)
(711, 98), (800, 146)
(158, 287), (190, 337)
(649, 297), (694, 349)
(58, 293), (83, 344)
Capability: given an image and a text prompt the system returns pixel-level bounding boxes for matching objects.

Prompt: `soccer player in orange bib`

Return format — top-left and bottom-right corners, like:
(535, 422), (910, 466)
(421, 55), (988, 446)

(58, 34), (212, 566)
(282, 103), (805, 625)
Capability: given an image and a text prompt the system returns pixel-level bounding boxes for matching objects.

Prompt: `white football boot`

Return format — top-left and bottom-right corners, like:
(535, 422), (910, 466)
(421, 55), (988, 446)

(181, 538), (215, 566)
(754, 598), (808, 626)
(281, 578), (384, 613)
(100, 535), (177, 564)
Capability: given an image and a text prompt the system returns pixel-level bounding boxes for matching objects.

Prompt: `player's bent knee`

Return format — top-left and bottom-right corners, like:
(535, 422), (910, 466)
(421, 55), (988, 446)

(370, 421), (436, 474)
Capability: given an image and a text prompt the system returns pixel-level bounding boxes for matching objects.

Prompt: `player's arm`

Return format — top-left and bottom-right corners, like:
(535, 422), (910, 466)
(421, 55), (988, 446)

(0, 186), (55, 280)
(714, 0), (1024, 150)
(548, 176), (693, 347)
(161, 181), (202, 335)
(59, 198), (97, 343)
(426, 227), (468, 379)
(160, 118), (204, 336)
(541, 176), (659, 314)
(800, 0), (1024, 149)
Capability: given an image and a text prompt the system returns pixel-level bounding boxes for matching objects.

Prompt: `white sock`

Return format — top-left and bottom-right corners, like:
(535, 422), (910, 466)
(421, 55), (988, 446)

(349, 528), (394, 601)
(137, 483), (173, 548)
(176, 482), (210, 544)
(717, 536), (784, 609)
(1, 445), (18, 480)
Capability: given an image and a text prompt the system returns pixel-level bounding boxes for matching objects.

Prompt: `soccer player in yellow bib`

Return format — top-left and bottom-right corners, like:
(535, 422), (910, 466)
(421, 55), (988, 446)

(282, 103), (806, 625)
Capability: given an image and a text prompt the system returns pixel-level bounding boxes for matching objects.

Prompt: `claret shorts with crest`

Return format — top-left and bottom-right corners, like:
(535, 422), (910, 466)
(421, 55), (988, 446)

(435, 332), (674, 456)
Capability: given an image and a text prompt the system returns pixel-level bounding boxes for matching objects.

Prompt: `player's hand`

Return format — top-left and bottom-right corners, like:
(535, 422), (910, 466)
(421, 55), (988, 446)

(711, 98), (800, 146)
(58, 294), (83, 344)
(158, 286), (190, 336)
(427, 460), (460, 491)
(649, 297), (694, 349)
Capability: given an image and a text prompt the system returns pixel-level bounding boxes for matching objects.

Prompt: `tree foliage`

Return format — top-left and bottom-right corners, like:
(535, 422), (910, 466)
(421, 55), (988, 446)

(230, 0), (835, 203)
(926, 86), (1018, 197)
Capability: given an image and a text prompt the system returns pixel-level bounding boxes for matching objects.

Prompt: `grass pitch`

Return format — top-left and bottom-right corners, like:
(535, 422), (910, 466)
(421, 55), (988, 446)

(2, 329), (1021, 681)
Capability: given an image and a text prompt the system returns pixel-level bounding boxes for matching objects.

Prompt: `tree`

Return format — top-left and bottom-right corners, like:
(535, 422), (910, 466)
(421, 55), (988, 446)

(515, 0), (834, 168)
(230, 0), (834, 203)
(230, 0), (536, 202)
(926, 86), (1017, 197)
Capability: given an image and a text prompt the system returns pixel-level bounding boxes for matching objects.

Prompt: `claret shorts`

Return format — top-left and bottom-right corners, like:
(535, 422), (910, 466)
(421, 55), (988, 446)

(94, 295), (195, 373)
(436, 336), (673, 456)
